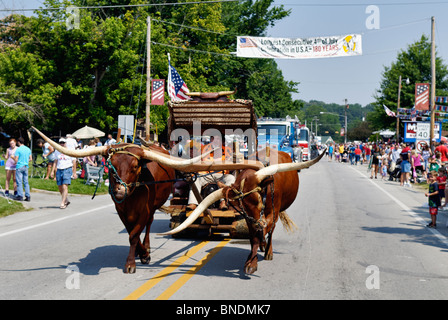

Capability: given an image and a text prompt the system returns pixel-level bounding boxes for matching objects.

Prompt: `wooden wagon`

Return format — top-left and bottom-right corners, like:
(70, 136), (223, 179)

(159, 91), (264, 238)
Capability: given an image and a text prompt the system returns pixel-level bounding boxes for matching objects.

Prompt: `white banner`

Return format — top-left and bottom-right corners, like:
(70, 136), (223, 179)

(236, 34), (362, 59)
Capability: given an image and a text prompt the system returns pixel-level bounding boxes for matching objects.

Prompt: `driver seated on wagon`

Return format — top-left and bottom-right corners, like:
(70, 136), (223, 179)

(186, 135), (235, 211)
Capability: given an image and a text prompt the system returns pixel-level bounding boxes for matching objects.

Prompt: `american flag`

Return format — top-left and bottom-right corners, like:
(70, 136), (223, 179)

(239, 37), (257, 48)
(151, 79), (165, 105)
(415, 83), (429, 110)
(383, 105), (396, 117)
(168, 58), (190, 101)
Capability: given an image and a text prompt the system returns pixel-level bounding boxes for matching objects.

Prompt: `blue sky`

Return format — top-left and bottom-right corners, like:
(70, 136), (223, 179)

(2, 0), (447, 107)
(269, 1), (448, 106)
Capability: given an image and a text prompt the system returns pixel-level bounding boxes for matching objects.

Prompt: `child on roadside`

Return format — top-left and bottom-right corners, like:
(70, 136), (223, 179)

(429, 152), (441, 172)
(381, 150), (388, 180)
(425, 171), (440, 228)
(437, 167), (447, 209)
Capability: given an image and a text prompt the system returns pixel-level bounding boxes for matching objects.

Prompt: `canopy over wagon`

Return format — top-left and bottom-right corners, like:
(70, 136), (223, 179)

(163, 91), (262, 237)
(167, 91), (258, 156)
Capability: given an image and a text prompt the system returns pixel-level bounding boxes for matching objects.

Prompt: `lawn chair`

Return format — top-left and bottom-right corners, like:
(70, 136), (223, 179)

(31, 153), (48, 179)
(84, 164), (104, 185)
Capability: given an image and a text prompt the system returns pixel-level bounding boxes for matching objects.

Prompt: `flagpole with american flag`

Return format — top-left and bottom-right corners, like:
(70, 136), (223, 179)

(145, 16), (151, 141)
(167, 53), (190, 101)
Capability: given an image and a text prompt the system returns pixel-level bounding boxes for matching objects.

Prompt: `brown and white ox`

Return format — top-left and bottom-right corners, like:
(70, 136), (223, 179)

(160, 148), (325, 274)
(33, 127), (206, 273)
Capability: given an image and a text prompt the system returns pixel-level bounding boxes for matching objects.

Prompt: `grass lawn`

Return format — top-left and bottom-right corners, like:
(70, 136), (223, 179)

(0, 197), (30, 218)
(0, 155), (109, 217)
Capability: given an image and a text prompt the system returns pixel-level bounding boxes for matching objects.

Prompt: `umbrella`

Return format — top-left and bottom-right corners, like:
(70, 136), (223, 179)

(71, 125), (105, 139)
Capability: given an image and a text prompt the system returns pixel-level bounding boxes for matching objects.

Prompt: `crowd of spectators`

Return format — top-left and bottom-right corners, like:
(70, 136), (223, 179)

(325, 140), (448, 188)
(326, 140), (448, 218)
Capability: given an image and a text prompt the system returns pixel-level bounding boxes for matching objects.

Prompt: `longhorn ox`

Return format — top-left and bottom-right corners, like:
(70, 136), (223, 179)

(160, 148), (325, 274)
(33, 127), (210, 273)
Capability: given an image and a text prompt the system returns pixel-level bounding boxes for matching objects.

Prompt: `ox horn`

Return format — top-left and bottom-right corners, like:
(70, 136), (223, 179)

(140, 148), (212, 170)
(158, 188), (224, 236)
(32, 126), (107, 157)
(254, 149), (326, 184)
(34, 126), (213, 167)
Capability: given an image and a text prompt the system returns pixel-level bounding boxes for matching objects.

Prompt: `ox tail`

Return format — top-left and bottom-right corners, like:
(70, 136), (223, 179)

(279, 211), (298, 233)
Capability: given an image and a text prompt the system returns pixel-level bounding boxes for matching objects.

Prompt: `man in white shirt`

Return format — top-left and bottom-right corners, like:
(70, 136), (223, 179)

(66, 134), (79, 179)
(54, 138), (74, 209)
(104, 134), (117, 146)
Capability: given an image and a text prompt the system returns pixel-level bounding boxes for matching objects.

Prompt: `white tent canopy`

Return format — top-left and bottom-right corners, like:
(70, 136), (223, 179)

(373, 129), (395, 138)
(71, 125), (105, 139)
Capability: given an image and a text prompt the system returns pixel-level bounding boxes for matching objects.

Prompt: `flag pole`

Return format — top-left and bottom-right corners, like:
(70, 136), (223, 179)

(430, 16), (436, 151)
(145, 16), (151, 141)
(167, 52), (171, 100)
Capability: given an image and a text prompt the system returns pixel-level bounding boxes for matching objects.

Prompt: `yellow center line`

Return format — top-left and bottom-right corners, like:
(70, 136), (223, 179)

(156, 238), (230, 300)
(124, 240), (209, 300)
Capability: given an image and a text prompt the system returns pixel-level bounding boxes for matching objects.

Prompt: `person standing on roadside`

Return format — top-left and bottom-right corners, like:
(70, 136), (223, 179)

(36, 138), (56, 180)
(435, 140), (448, 166)
(3, 138), (18, 197)
(425, 171), (440, 228)
(370, 145), (381, 179)
(328, 144), (334, 161)
(354, 145), (362, 165)
(13, 137), (32, 201)
(338, 144), (344, 162)
(400, 143), (412, 187)
(365, 144), (371, 164)
(54, 138), (73, 209)
(65, 134), (78, 179)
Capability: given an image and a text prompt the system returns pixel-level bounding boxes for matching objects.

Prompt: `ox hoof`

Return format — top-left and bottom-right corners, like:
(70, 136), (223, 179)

(244, 265), (258, 275)
(264, 253), (273, 261)
(124, 265), (136, 274)
(140, 255), (151, 265)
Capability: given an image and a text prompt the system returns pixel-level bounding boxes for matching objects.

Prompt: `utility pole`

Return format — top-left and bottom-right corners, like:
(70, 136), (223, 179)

(430, 16), (436, 151)
(145, 16), (151, 141)
(396, 75), (402, 142)
(344, 99), (348, 144)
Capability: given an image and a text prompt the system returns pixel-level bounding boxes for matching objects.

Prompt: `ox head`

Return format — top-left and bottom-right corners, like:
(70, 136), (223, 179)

(32, 127), (211, 202)
(159, 150), (325, 236)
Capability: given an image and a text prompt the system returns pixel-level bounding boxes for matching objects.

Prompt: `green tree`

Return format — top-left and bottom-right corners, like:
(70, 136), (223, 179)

(301, 100), (373, 142)
(0, 47), (62, 132)
(368, 35), (448, 132)
(0, 0), (299, 137)
(347, 121), (372, 141)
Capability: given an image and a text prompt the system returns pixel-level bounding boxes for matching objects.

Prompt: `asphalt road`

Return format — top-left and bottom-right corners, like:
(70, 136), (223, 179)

(1, 159), (448, 301)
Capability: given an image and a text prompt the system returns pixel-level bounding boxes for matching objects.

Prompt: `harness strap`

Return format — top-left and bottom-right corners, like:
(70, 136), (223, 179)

(108, 144), (142, 161)
(225, 178), (271, 232)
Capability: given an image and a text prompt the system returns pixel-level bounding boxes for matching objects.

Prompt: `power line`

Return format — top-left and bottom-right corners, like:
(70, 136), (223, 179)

(0, 0), (242, 12)
(151, 41), (234, 57)
(152, 18), (232, 36)
(362, 17), (430, 35)
(277, 1), (448, 7)
(152, 16), (432, 58)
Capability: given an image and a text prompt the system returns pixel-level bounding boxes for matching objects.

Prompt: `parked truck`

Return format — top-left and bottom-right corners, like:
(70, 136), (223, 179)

(257, 117), (313, 162)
